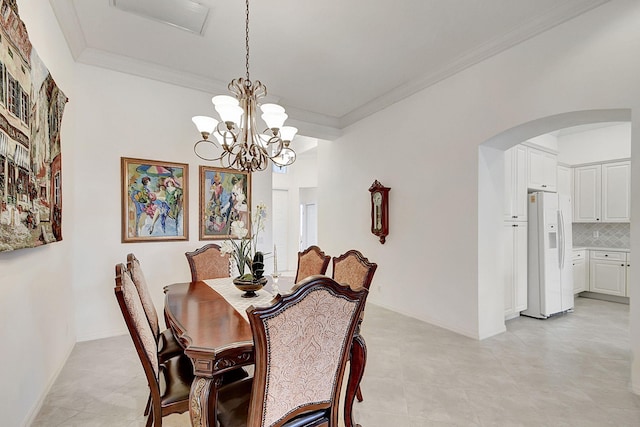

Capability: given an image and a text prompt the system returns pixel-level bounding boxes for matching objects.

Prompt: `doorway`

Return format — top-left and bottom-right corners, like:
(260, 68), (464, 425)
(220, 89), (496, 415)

(477, 108), (632, 339)
(272, 189), (289, 272)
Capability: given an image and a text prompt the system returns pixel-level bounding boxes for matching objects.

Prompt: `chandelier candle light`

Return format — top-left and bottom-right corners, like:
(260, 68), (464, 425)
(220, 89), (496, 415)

(192, 0), (297, 172)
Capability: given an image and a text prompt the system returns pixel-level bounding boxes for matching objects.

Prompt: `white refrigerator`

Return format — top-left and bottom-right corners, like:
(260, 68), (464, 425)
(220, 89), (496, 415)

(521, 191), (574, 319)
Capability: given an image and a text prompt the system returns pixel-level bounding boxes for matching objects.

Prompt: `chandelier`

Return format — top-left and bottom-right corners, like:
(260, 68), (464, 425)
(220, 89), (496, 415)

(191, 0), (296, 173)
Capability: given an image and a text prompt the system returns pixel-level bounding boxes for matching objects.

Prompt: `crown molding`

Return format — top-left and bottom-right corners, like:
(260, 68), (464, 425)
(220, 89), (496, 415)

(340, 0), (610, 128)
(50, 0), (87, 60)
(50, 0), (608, 137)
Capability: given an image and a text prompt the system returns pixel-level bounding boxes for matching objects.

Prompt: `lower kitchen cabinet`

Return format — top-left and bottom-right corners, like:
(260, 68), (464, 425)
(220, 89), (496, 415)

(504, 222), (527, 319)
(589, 250), (628, 297)
(572, 249), (588, 293)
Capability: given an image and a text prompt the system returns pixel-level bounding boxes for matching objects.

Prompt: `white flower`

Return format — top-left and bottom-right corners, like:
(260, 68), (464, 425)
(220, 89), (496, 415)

(231, 220), (248, 239)
(219, 240), (234, 255)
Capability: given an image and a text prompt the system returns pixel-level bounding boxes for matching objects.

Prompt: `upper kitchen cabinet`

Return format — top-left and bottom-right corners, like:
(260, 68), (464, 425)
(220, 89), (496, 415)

(526, 146), (557, 192)
(602, 161), (631, 222)
(504, 145), (528, 221)
(573, 164), (601, 222)
(573, 161), (630, 223)
(557, 165), (572, 197)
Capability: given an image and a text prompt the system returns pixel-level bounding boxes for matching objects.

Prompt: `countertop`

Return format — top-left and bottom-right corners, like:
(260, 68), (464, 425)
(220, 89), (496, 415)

(573, 246), (630, 252)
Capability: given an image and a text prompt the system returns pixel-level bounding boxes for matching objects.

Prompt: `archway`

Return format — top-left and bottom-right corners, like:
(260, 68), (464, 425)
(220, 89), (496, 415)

(477, 108), (633, 379)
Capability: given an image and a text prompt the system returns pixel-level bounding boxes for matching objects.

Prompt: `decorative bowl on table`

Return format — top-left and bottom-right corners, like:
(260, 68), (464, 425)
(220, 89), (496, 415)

(233, 275), (268, 298)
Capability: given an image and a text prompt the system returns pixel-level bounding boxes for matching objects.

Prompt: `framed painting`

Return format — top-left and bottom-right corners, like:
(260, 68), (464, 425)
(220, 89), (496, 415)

(121, 157), (188, 242)
(199, 165), (251, 240)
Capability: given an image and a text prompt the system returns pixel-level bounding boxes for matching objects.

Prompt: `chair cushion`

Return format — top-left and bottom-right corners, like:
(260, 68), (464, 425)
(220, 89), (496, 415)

(160, 353), (195, 406)
(158, 328), (183, 363)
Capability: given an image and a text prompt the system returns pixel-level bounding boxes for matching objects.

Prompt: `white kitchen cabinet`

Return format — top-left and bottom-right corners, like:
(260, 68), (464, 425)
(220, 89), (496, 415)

(573, 161), (630, 223)
(504, 222), (527, 319)
(503, 145), (527, 221)
(589, 250), (627, 296)
(572, 249), (588, 294)
(602, 161), (631, 222)
(557, 165), (572, 197)
(527, 147), (557, 192)
(573, 165), (601, 222)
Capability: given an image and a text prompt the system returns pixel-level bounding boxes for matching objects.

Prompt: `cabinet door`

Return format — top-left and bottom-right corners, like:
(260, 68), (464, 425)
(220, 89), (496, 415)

(542, 152), (558, 192)
(503, 146), (527, 221)
(504, 223), (515, 317)
(572, 257), (587, 293)
(573, 165), (601, 222)
(504, 222), (527, 318)
(589, 259), (626, 296)
(625, 253), (631, 296)
(602, 161), (631, 222)
(557, 165), (572, 197)
(527, 147), (557, 192)
(513, 223), (528, 312)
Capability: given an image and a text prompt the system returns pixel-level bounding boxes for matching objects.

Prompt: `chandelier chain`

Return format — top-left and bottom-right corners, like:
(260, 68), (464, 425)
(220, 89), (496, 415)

(245, 0), (250, 83)
(191, 0), (297, 172)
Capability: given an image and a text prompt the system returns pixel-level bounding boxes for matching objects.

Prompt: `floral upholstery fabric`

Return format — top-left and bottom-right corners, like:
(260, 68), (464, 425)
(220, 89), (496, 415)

(296, 251), (327, 283)
(129, 258), (160, 339)
(190, 248), (231, 281)
(261, 288), (357, 427)
(333, 256), (370, 290)
(121, 270), (159, 377)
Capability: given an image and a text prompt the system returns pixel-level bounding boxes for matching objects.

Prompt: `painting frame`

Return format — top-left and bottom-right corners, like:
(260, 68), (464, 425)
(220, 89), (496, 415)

(199, 165), (251, 240)
(121, 157), (188, 243)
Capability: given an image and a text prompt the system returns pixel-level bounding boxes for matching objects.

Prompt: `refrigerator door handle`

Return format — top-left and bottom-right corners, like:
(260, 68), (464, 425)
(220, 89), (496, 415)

(558, 210), (565, 269)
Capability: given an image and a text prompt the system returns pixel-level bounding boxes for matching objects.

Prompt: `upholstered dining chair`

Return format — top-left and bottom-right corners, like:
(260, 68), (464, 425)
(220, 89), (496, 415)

(114, 263), (193, 427)
(331, 249), (377, 291)
(294, 245), (331, 283)
(332, 249), (377, 404)
(185, 243), (231, 282)
(127, 253), (182, 363)
(216, 275), (368, 427)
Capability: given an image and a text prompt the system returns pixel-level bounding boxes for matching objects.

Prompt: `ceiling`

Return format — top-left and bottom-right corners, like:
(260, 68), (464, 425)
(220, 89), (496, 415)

(50, 0), (609, 137)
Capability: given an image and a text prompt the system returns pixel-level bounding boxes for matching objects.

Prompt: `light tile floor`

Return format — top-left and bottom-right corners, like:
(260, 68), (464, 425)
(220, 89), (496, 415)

(33, 297), (640, 426)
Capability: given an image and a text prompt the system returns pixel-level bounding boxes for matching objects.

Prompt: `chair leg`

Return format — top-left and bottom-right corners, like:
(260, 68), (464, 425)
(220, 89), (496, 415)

(145, 411), (153, 427)
(144, 394), (151, 415)
(356, 385), (363, 402)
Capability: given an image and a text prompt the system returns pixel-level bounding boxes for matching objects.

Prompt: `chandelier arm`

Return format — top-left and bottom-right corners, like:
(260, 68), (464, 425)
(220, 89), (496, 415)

(194, 139), (226, 162)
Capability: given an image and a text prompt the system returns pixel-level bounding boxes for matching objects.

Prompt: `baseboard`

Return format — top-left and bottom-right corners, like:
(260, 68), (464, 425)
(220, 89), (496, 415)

(76, 326), (127, 342)
(578, 292), (629, 305)
(369, 301), (480, 340)
(21, 342), (75, 427)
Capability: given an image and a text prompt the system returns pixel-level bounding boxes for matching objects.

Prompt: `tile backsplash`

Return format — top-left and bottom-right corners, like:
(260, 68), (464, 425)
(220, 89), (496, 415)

(572, 223), (630, 249)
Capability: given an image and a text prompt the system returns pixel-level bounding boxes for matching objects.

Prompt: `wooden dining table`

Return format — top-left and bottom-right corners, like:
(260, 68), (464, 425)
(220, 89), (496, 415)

(164, 276), (366, 427)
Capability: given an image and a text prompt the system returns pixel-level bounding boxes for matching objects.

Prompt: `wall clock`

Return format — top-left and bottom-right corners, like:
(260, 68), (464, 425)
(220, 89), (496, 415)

(369, 180), (390, 244)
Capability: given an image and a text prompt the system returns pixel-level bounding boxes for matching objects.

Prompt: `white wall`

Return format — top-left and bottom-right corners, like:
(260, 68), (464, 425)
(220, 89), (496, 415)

(318, 0), (640, 395)
(0, 1), (77, 425)
(558, 123), (631, 164)
(70, 65), (273, 341)
(272, 148), (319, 270)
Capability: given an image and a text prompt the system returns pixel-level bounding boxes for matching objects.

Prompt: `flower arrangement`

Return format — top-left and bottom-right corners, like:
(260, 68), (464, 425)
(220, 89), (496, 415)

(220, 202), (267, 282)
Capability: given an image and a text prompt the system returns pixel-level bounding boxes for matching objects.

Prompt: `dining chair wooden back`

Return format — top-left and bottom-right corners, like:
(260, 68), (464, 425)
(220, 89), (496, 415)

(332, 249), (377, 405)
(127, 253), (183, 364)
(332, 249), (378, 291)
(114, 263), (193, 427)
(216, 275), (368, 427)
(294, 245), (331, 283)
(185, 243), (231, 282)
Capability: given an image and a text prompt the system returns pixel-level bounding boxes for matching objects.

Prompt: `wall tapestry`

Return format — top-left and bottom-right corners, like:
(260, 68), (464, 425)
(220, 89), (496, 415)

(0, 1), (68, 252)
(199, 165), (251, 240)
(121, 157), (188, 243)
